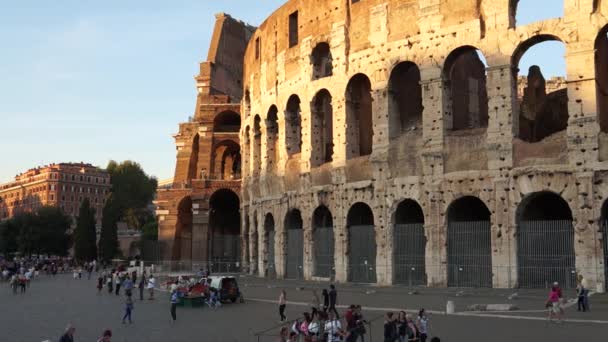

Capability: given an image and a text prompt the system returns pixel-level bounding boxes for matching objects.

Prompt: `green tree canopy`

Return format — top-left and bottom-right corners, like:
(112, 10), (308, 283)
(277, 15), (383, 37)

(99, 195), (120, 262)
(73, 198), (97, 261)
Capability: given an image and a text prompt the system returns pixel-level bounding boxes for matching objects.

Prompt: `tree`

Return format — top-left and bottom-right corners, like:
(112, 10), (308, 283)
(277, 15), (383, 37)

(99, 196), (119, 262)
(36, 206), (71, 256)
(73, 198), (97, 261)
(0, 219), (18, 257)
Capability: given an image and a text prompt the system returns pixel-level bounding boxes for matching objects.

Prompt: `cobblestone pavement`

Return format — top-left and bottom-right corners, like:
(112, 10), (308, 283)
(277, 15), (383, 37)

(1, 273), (606, 342)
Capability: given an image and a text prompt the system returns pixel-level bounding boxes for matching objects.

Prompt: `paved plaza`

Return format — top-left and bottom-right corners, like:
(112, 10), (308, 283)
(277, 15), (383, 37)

(2, 273), (607, 341)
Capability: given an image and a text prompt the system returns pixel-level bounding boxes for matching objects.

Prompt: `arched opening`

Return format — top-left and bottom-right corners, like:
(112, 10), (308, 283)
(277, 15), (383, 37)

(443, 47), (489, 131)
(243, 214), (250, 272)
(345, 74), (374, 159)
(285, 209), (303, 279)
(447, 196), (492, 287)
(173, 196), (193, 261)
(266, 106), (279, 172)
(393, 200), (426, 285)
(311, 89), (333, 167)
(347, 202), (376, 283)
(253, 116), (262, 175)
(596, 26), (608, 133)
(311, 42), (333, 80)
(212, 140), (241, 180)
(243, 126), (250, 178)
(388, 62), (423, 138)
(244, 90), (251, 118)
(213, 111), (241, 132)
(514, 36), (568, 143)
(312, 206), (334, 278)
(186, 135), (199, 181)
(511, 1), (564, 28)
(516, 192), (575, 288)
(209, 189), (240, 272)
(264, 213), (276, 278)
(285, 95), (302, 157)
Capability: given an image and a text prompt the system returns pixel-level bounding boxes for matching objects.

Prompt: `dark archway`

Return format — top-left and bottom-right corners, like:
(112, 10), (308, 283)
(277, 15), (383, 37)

(213, 111), (241, 132)
(253, 116), (262, 175)
(596, 26), (608, 133)
(266, 106), (279, 172)
(212, 140), (241, 180)
(285, 209), (303, 279)
(516, 192), (575, 288)
(173, 196), (193, 262)
(393, 200), (426, 285)
(285, 95), (302, 157)
(388, 62), (423, 138)
(347, 202), (376, 283)
(312, 206), (335, 278)
(443, 47), (489, 131)
(447, 196), (492, 287)
(311, 89), (333, 167)
(345, 74), (373, 159)
(264, 213), (276, 278)
(311, 42), (333, 80)
(209, 189), (240, 272)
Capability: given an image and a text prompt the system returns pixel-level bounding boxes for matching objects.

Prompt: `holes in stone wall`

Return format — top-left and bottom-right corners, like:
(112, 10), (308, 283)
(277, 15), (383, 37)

(285, 95), (302, 157)
(596, 26), (608, 133)
(513, 36), (568, 142)
(388, 62), (423, 139)
(244, 90), (251, 119)
(443, 46), (489, 131)
(345, 74), (373, 159)
(311, 89), (333, 167)
(311, 42), (333, 80)
(266, 106), (279, 172)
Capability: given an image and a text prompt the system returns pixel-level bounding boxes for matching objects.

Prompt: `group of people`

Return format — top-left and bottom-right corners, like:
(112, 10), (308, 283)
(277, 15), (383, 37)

(546, 276), (592, 323)
(57, 324), (112, 342)
(96, 269), (156, 301)
(383, 310), (431, 342)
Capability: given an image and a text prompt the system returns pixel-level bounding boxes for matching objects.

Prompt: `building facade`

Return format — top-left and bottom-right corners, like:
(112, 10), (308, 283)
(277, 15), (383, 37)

(155, 14), (254, 271)
(0, 163), (111, 226)
(237, 0), (608, 290)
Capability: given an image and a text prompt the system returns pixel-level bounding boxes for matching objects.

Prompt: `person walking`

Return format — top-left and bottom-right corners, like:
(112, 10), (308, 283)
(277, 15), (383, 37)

(147, 274), (156, 300)
(107, 273), (113, 294)
(59, 324), (75, 342)
(546, 283), (563, 323)
(97, 329), (112, 342)
(170, 290), (178, 322)
(322, 289), (329, 313)
(122, 295), (134, 324)
(311, 289), (321, 318)
(138, 274), (146, 301)
(328, 284), (339, 319)
(97, 275), (103, 294)
(416, 309), (429, 342)
(279, 290), (287, 322)
(383, 312), (398, 342)
(123, 276), (134, 297)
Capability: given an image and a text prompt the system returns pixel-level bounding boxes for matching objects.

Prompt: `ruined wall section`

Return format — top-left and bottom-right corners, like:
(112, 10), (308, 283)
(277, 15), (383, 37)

(239, 0), (608, 288)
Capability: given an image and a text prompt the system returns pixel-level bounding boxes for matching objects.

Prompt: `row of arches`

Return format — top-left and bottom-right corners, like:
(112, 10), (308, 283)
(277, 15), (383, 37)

(250, 191), (581, 288)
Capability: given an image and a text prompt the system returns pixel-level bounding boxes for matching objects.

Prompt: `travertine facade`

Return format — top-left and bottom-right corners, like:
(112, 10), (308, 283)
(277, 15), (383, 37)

(238, 0), (608, 289)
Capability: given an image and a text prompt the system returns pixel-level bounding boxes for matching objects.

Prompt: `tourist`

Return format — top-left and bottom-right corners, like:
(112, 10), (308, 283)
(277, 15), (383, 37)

(59, 324), (75, 342)
(328, 284), (339, 318)
(77, 266), (82, 279)
(138, 274), (146, 300)
(18, 273), (26, 293)
(147, 274), (156, 300)
(324, 311), (344, 342)
(72, 268), (78, 280)
(311, 289), (320, 318)
(123, 275), (134, 297)
(279, 326), (289, 342)
(546, 282), (563, 323)
(97, 329), (112, 342)
(417, 309), (429, 342)
(308, 311), (323, 341)
(122, 294), (134, 324)
(115, 272), (122, 295)
(87, 262), (93, 280)
(397, 311), (407, 342)
(10, 274), (18, 294)
(107, 273), (114, 294)
(405, 314), (419, 342)
(300, 312), (312, 341)
(97, 275), (103, 294)
(354, 305), (367, 342)
(383, 312), (398, 342)
(345, 305), (358, 342)
(322, 289), (329, 313)
(430, 338), (440, 342)
(279, 289), (287, 322)
(170, 289), (178, 322)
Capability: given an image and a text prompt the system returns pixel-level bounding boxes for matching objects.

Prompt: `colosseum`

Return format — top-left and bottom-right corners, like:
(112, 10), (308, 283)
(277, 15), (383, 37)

(157, 0), (608, 290)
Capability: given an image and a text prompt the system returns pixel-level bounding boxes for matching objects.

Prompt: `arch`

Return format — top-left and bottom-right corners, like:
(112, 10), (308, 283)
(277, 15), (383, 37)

(513, 36), (568, 142)
(345, 74), (373, 159)
(311, 89), (334, 167)
(512, 1), (564, 27)
(266, 106), (279, 172)
(443, 46), (489, 131)
(209, 189), (241, 272)
(284, 209), (304, 279)
(516, 192), (575, 288)
(264, 213), (276, 278)
(213, 110), (241, 132)
(243, 125), (251, 178)
(285, 95), (302, 157)
(393, 199), (426, 285)
(446, 196), (492, 287)
(253, 115), (262, 175)
(347, 202), (376, 283)
(244, 90), (251, 118)
(311, 42), (333, 80)
(212, 140), (241, 180)
(312, 206), (334, 278)
(173, 196), (193, 261)
(596, 25), (608, 133)
(388, 62), (423, 138)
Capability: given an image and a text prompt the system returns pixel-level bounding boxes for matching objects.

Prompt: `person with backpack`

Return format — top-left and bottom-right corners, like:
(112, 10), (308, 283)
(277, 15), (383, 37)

(324, 311), (344, 342)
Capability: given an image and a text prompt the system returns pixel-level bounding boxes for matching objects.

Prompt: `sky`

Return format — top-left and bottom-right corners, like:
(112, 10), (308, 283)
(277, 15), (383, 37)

(0, 0), (564, 183)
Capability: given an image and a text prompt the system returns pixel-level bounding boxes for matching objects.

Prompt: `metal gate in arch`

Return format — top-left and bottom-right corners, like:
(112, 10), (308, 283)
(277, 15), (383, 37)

(447, 221), (492, 287)
(267, 230), (276, 278)
(348, 225), (377, 283)
(313, 227), (334, 278)
(393, 224), (426, 286)
(517, 220), (576, 289)
(286, 229), (304, 279)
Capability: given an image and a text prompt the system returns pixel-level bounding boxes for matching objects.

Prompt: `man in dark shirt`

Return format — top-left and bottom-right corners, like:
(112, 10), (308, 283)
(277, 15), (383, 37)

(329, 284), (339, 318)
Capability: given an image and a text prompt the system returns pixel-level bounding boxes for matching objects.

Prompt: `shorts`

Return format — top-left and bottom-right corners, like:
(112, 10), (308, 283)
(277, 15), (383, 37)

(551, 302), (561, 314)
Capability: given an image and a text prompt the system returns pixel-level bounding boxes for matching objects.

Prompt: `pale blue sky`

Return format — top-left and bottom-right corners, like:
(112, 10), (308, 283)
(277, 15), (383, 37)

(0, 0), (564, 182)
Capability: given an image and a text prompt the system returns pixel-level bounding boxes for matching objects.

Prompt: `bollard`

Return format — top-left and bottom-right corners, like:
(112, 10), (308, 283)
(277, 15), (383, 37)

(446, 300), (455, 314)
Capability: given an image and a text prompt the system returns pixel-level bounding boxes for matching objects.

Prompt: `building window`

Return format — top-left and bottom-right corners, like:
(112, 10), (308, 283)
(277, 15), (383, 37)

(50, 195), (54, 201)
(289, 11), (299, 48)
(255, 37), (261, 59)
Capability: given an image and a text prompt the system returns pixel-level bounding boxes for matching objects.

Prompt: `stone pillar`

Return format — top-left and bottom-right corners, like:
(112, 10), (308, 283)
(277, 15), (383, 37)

(420, 68), (445, 176)
(333, 206), (348, 283)
(492, 179), (516, 288)
(258, 209), (267, 277)
(374, 203), (390, 286)
(275, 209), (287, 279)
(248, 210), (258, 275)
(485, 64), (515, 173)
(240, 206), (250, 272)
(303, 209), (314, 280)
(424, 184), (447, 287)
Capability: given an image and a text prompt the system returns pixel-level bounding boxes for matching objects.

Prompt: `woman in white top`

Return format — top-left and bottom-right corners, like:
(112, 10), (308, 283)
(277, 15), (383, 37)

(147, 275), (156, 300)
(324, 312), (344, 342)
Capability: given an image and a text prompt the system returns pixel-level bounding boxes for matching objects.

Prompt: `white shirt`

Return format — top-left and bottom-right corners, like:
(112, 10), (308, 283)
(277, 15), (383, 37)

(324, 320), (342, 342)
(147, 277), (155, 289)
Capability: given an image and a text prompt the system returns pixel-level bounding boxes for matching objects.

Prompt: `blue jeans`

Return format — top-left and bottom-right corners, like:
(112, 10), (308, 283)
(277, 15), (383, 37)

(123, 307), (132, 322)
